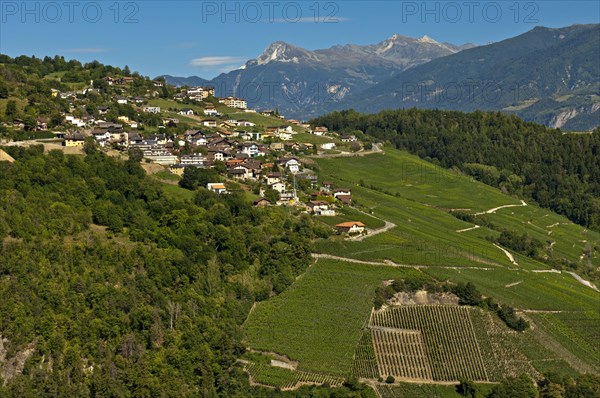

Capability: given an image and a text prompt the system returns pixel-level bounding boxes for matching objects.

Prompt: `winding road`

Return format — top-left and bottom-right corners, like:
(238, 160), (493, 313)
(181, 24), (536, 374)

(474, 200), (527, 216)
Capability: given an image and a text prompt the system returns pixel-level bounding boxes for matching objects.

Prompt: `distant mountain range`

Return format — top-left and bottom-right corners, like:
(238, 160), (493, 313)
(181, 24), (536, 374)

(163, 34), (475, 115)
(163, 24), (600, 130)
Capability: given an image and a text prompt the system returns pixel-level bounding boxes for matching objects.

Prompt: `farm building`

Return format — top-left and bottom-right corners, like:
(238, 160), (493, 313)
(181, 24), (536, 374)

(207, 183), (228, 194)
(335, 221), (365, 234)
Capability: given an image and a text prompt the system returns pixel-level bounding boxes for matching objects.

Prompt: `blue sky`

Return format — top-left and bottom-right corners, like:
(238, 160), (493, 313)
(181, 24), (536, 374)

(1, 1), (598, 79)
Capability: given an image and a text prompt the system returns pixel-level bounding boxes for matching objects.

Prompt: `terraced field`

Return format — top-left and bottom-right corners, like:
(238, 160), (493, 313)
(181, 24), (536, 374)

(371, 328), (433, 381)
(312, 183), (549, 270)
(244, 259), (427, 376)
(352, 330), (379, 379)
(377, 383), (495, 398)
(243, 362), (344, 390)
(371, 306), (488, 382)
(315, 148), (599, 269)
(242, 147), (599, 391)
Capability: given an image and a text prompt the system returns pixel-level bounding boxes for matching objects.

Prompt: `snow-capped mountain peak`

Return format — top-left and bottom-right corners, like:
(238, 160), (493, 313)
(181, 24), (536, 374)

(251, 41), (320, 66)
(418, 35), (438, 44)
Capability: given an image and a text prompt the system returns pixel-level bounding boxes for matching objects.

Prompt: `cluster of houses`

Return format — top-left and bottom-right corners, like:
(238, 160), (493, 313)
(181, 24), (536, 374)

(6, 117), (49, 131)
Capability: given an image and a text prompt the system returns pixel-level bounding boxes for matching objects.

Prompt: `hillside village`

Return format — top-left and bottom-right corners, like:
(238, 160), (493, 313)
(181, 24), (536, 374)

(0, 67), (372, 234)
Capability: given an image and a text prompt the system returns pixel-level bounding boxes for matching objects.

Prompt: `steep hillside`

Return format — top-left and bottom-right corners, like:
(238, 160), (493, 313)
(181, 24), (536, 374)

(334, 24), (600, 130)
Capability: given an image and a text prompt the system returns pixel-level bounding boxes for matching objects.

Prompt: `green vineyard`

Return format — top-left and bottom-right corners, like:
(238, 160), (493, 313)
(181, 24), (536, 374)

(371, 327), (433, 381)
(352, 330), (379, 379)
(243, 362), (344, 390)
(370, 305), (489, 382)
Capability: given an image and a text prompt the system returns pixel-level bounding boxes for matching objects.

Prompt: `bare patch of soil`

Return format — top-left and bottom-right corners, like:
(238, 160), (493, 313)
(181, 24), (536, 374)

(388, 290), (459, 306)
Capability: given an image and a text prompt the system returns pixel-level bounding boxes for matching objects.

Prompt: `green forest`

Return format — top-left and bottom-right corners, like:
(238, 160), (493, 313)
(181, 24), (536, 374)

(0, 145), (374, 397)
(310, 109), (600, 230)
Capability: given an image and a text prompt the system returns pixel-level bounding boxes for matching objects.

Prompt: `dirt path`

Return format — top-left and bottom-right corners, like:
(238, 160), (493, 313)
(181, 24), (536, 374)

(530, 270), (599, 292)
(346, 207), (396, 241)
(348, 220), (396, 241)
(565, 271), (599, 292)
(311, 253), (498, 271)
(505, 281), (523, 288)
(456, 225), (480, 233)
(493, 244), (519, 266)
(474, 200), (527, 216)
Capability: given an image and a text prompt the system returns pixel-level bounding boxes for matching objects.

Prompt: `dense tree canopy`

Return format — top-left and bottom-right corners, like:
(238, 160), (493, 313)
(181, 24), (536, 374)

(0, 147), (373, 397)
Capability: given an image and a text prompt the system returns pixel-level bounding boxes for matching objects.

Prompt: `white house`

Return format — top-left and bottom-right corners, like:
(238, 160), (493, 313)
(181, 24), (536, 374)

(279, 158), (301, 174)
(178, 108), (194, 116)
(341, 134), (357, 142)
(251, 131), (263, 141)
(278, 132), (293, 141)
(333, 189), (352, 198)
(180, 155), (205, 166)
(270, 182), (286, 193)
(311, 127), (328, 135)
(321, 143), (336, 150)
(207, 183), (228, 194)
(92, 130), (111, 143)
(335, 222), (365, 234)
(187, 87), (204, 100)
(307, 201), (335, 216)
(241, 143), (260, 157)
(228, 165), (252, 180)
(116, 97), (128, 104)
(143, 106), (161, 114)
(65, 115), (87, 127)
(204, 107), (219, 116)
(201, 120), (217, 128)
(265, 172), (282, 185)
(219, 97), (247, 109)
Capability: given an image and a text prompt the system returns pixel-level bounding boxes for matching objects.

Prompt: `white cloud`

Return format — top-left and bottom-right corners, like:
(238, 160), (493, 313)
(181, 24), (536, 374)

(189, 56), (245, 67)
(61, 48), (109, 53)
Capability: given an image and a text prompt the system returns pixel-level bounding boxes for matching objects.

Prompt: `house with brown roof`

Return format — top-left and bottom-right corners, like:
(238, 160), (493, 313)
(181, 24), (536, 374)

(207, 183), (228, 194)
(264, 172), (282, 185)
(307, 201), (336, 216)
(335, 222), (365, 234)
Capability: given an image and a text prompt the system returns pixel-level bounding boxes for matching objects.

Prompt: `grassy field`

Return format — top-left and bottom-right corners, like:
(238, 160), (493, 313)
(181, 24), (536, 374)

(244, 259), (425, 376)
(422, 267), (598, 312)
(243, 145), (600, 386)
(161, 183), (195, 201)
(423, 267), (600, 374)
(228, 112), (308, 133)
(146, 98), (206, 113)
(294, 132), (340, 145)
(317, 149), (512, 211)
(313, 184), (544, 269)
(316, 207), (386, 229)
(244, 257), (599, 382)
(482, 205), (599, 267)
(314, 148), (599, 270)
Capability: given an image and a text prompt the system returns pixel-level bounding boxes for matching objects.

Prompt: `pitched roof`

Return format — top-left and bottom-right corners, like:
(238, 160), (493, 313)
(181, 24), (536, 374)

(335, 221), (365, 228)
(208, 183), (226, 189)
